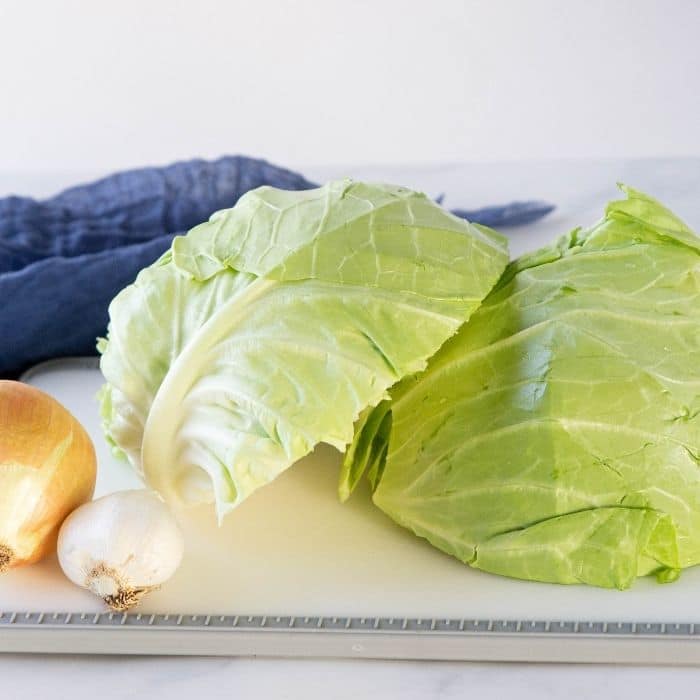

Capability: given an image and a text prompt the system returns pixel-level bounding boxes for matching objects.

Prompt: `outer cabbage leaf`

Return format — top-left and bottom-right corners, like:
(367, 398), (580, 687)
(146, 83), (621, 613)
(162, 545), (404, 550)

(343, 186), (700, 589)
(99, 180), (508, 519)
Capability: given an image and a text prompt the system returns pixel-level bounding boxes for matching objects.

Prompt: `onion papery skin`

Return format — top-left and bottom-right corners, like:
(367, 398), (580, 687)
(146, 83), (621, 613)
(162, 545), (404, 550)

(0, 381), (97, 571)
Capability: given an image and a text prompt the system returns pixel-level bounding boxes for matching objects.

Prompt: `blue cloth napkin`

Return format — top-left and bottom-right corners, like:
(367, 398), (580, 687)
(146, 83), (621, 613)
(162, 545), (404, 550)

(0, 156), (553, 378)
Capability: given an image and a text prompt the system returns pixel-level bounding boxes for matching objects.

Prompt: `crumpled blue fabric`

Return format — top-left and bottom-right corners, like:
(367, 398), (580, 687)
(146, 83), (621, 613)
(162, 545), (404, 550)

(1, 156), (553, 378)
(1, 157), (316, 378)
(0, 156), (316, 274)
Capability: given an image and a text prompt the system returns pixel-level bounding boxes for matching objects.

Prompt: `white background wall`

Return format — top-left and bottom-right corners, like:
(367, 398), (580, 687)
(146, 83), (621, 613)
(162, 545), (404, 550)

(0, 0), (698, 175)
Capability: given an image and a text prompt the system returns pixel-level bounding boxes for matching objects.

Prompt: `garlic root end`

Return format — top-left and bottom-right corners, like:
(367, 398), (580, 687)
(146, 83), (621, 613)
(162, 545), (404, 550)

(85, 562), (157, 612)
(103, 587), (154, 612)
(0, 543), (14, 573)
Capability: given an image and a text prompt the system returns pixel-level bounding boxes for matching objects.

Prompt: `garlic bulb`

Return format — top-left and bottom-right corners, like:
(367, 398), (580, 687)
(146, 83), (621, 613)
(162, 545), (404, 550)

(57, 489), (184, 611)
(0, 380), (96, 572)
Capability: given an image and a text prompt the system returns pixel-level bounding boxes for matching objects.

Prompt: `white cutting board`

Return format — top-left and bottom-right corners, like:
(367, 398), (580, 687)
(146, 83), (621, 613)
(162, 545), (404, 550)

(2, 358), (700, 626)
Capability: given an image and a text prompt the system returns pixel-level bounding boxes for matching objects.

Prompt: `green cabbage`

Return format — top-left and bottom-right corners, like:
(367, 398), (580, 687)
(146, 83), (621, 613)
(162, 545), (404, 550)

(99, 180), (508, 519)
(342, 186), (700, 589)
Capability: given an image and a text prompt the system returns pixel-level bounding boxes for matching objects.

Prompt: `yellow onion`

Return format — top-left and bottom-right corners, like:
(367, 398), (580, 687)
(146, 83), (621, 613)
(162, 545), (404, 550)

(0, 380), (96, 572)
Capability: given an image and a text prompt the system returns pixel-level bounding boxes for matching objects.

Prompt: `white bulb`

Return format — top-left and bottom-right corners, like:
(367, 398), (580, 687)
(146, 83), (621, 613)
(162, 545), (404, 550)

(57, 489), (184, 611)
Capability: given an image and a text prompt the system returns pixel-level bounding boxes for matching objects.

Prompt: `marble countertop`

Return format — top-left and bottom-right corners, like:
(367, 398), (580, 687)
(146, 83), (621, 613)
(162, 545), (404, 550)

(2, 158), (700, 698)
(3, 653), (700, 699)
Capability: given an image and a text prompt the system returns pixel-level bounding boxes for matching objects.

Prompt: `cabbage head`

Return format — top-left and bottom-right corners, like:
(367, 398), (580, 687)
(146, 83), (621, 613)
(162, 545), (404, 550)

(342, 186), (700, 589)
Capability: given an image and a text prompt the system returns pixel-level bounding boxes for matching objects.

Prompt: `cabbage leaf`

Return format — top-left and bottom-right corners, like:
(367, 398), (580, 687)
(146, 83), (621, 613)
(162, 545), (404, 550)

(99, 180), (508, 519)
